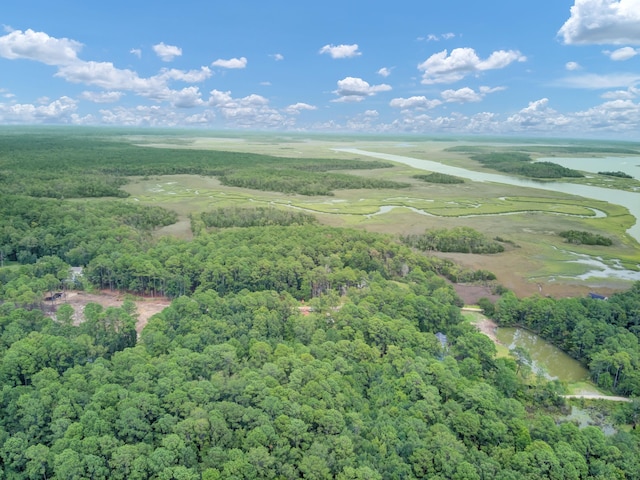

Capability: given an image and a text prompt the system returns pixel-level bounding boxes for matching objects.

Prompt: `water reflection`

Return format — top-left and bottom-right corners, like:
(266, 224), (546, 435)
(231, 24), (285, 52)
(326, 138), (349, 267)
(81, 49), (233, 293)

(496, 327), (589, 383)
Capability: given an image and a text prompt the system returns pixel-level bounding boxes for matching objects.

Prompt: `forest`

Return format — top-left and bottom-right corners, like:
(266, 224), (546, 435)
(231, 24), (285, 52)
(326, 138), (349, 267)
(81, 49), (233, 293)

(1, 129), (640, 479)
(468, 152), (585, 179)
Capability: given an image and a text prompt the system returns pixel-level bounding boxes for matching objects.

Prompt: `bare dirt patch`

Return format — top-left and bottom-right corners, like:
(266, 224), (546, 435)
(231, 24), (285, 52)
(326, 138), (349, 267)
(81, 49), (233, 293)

(451, 283), (500, 305)
(54, 290), (171, 334)
(464, 310), (499, 344)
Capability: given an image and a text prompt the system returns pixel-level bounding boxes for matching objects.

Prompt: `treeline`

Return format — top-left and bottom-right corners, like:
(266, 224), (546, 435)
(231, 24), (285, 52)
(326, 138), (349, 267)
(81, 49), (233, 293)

(402, 226), (505, 255)
(446, 144), (640, 155)
(599, 171), (633, 179)
(218, 168), (407, 196)
(0, 195), (177, 265)
(82, 226), (475, 300)
(0, 133), (401, 198)
(559, 230), (613, 246)
(195, 206), (318, 230)
(470, 152), (584, 178)
(413, 172), (465, 184)
(491, 283), (640, 395)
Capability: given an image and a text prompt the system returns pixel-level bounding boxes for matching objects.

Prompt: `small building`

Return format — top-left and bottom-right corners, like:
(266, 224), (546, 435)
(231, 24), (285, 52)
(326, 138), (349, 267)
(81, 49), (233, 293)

(588, 292), (608, 300)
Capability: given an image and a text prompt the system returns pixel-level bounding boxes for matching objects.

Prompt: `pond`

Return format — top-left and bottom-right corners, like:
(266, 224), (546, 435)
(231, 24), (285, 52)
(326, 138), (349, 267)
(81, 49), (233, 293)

(496, 327), (589, 383)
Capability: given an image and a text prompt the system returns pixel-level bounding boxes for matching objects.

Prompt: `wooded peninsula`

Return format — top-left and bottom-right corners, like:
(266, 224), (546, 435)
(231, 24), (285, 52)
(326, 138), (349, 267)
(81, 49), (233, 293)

(1, 128), (639, 479)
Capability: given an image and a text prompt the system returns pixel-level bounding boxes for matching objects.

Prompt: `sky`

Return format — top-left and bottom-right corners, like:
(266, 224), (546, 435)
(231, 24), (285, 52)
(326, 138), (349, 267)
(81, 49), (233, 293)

(1, 0), (640, 138)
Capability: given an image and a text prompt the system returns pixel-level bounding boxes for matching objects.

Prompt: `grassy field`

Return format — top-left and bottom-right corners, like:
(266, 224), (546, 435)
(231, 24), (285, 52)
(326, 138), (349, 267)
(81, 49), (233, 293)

(117, 134), (640, 298)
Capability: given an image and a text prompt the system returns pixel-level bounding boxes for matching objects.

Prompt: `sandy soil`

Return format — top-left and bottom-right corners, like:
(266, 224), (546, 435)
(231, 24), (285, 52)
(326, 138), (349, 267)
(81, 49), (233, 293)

(463, 309), (500, 343)
(51, 290), (171, 334)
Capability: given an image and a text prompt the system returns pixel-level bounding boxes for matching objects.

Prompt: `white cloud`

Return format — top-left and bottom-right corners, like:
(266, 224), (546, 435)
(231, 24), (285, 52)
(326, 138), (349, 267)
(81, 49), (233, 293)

(418, 33), (456, 42)
(555, 72), (640, 88)
(332, 77), (391, 102)
(212, 57), (247, 69)
(559, 0), (640, 45)
(506, 98), (571, 129)
(56, 61), (156, 91)
(566, 61), (582, 70)
(441, 86), (505, 103)
(0, 28), (81, 65)
(152, 42), (182, 62)
(0, 96), (78, 123)
(377, 67), (392, 77)
(168, 86), (204, 108)
(606, 46), (639, 60)
(389, 96), (441, 109)
(79, 91), (124, 103)
(319, 44), (361, 59)
(601, 86), (639, 99)
(157, 67), (212, 82)
(271, 53), (284, 61)
(285, 102), (317, 114)
(206, 89), (287, 128)
(130, 48), (142, 59)
(418, 48), (526, 84)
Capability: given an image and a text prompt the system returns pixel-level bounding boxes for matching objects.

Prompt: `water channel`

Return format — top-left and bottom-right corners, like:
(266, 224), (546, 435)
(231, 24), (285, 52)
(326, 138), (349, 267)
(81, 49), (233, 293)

(495, 327), (589, 383)
(333, 148), (640, 243)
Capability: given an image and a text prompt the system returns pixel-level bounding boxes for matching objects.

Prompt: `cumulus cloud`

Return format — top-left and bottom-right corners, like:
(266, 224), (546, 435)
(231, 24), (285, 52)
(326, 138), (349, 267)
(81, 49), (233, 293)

(153, 42), (182, 62)
(332, 77), (391, 102)
(601, 86), (639, 99)
(418, 48), (526, 84)
(212, 57), (247, 69)
(206, 89), (287, 128)
(168, 86), (204, 108)
(389, 96), (441, 109)
(0, 29), (212, 106)
(441, 86), (505, 103)
(285, 102), (317, 114)
(157, 67), (212, 82)
(558, 0), (640, 45)
(79, 91), (124, 103)
(377, 67), (392, 77)
(271, 53), (284, 61)
(0, 96), (78, 123)
(506, 98), (571, 129)
(606, 46), (639, 60)
(566, 61), (582, 70)
(319, 44), (361, 59)
(130, 48), (142, 59)
(0, 28), (81, 65)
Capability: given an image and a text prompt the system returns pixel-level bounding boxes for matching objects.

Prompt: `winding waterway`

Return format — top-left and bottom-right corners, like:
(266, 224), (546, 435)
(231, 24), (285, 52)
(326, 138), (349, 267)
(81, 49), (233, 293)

(334, 148), (640, 242)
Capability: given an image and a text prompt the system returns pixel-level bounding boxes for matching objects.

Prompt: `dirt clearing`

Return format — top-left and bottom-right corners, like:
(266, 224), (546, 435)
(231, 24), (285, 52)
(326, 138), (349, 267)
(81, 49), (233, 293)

(53, 290), (171, 334)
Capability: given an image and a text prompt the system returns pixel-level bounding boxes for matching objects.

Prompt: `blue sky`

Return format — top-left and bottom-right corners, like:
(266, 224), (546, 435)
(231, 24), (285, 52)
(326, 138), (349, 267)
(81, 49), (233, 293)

(1, 0), (640, 138)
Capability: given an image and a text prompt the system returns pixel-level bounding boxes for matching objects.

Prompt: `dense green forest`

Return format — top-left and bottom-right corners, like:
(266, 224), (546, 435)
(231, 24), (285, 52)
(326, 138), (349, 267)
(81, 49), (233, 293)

(468, 152), (585, 179)
(413, 173), (465, 184)
(1, 130), (640, 479)
(402, 227), (505, 255)
(0, 133), (404, 198)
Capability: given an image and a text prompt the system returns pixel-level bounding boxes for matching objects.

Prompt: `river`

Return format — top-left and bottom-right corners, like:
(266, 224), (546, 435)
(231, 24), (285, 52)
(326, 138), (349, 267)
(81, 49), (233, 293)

(333, 148), (640, 243)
